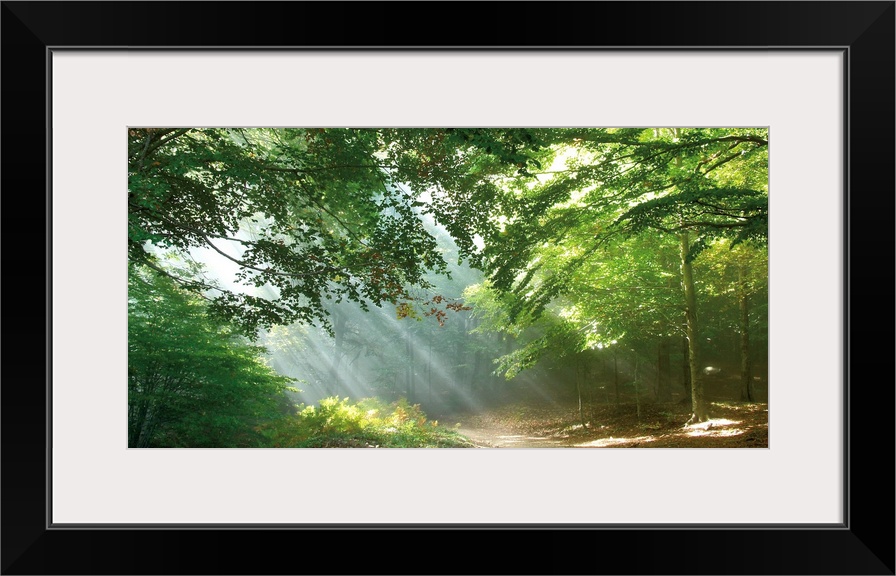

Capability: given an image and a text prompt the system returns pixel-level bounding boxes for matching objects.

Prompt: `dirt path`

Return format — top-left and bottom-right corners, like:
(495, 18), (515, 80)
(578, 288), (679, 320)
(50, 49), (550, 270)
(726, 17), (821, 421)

(454, 424), (572, 448)
(441, 403), (582, 448)
(438, 400), (769, 448)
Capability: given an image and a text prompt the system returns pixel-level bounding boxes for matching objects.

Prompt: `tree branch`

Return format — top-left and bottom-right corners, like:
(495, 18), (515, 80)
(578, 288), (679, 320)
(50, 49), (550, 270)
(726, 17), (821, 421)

(294, 178), (373, 250)
(198, 234), (337, 279)
(132, 257), (218, 300)
(141, 129), (192, 164)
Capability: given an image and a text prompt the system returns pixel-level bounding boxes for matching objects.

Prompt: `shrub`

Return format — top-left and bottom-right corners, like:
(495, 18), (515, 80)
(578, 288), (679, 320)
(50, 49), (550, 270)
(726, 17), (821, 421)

(256, 397), (473, 448)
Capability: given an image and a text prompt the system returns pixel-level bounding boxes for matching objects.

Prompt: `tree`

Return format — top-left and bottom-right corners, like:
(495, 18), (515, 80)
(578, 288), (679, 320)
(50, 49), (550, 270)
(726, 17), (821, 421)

(129, 129), (441, 334)
(451, 128), (768, 423)
(128, 127), (767, 425)
(467, 231), (687, 412)
(128, 263), (293, 447)
(695, 239), (769, 401)
(128, 128), (544, 336)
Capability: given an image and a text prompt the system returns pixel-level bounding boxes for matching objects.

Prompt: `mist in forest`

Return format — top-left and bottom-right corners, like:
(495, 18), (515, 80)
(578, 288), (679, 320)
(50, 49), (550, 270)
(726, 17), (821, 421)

(191, 208), (766, 419)
(128, 127), (769, 448)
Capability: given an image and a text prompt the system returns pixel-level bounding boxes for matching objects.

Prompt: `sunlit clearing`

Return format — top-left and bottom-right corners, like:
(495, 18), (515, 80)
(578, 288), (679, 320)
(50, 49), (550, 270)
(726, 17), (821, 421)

(685, 427), (745, 438)
(712, 402), (767, 411)
(683, 418), (744, 438)
(575, 435), (657, 447)
(498, 434), (552, 442)
(685, 418), (739, 428)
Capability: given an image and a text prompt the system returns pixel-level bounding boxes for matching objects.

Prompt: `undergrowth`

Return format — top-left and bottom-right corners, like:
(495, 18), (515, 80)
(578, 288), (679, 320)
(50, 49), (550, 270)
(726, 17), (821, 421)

(256, 396), (475, 448)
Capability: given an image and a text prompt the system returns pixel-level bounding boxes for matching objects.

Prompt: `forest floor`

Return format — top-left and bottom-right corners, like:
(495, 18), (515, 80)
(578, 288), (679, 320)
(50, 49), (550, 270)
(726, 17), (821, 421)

(437, 398), (769, 448)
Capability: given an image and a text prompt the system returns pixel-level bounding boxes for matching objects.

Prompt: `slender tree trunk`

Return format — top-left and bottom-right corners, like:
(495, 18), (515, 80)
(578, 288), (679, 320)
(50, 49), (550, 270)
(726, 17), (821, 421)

(406, 321), (414, 403)
(469, 349), (482, 392)
(491, 335), (507, 393)
(613, 348), (620, 406)
(130, 392), (164, 448)
(129, 399), (151, 447)
(633, 355), (641, 421)
(329, 312), (347, 397)
(428, 336), (433, 404)
(657, 339), (672, 402)
(586, 360), (595, 424)
(680, 230), (708, 423)
(577, 360), (586, 427)
(455, 317), (466, 384)
(576, 376), (584, 427)
(738, 265), (754, 402)
(681, 334), (691, 402)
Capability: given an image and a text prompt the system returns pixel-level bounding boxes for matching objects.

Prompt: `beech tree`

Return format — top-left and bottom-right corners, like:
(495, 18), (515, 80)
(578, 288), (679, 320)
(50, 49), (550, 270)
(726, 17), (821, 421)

(695, 239), (769, 402)
(128, 128), (543, 335)
(455, 128), (768, 423)
(129, 128), (444, 334)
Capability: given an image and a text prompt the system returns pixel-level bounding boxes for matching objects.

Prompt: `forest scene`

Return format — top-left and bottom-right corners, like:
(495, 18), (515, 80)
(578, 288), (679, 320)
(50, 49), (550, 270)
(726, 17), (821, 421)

(128, 127), (768, 448)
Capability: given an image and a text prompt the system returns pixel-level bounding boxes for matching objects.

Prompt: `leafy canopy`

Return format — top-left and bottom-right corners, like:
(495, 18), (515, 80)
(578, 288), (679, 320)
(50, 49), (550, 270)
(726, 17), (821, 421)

(128, 128), (766, 339)
(128, 128), (545, 334)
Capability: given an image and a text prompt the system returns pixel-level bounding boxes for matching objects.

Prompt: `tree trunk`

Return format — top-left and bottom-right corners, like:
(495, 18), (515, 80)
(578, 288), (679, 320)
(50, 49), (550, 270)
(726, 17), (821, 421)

(633, 355), (641, 422)
(680, 231), (708, 422)
(586, 360), (595, 424)
(576, 360), (586, 427)
(469, 349), (482, 392)
(657, 339), (672, 402)
(428, 336), (433, 404)
(406, 321), (414, 403)
(681, 334), (692, 402)
(454, 317), (467, 384)
(613, 348), (620, 406)
(329, 312), (347, 397)
(129, 398), (152, 447)
(738, 265), (754, 402)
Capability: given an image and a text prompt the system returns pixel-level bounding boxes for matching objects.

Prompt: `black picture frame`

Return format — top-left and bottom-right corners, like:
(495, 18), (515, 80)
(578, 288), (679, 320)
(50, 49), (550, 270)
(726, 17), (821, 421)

(2, 2), (893, 574)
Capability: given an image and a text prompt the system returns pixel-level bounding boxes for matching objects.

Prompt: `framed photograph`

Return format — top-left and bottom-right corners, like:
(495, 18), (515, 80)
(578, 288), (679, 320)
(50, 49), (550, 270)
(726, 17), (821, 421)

(3, 1), (892, 574)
